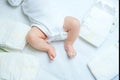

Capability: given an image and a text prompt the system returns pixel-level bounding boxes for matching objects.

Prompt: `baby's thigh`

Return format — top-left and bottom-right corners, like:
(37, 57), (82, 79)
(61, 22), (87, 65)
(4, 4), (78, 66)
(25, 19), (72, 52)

(29, 26), (47, 39)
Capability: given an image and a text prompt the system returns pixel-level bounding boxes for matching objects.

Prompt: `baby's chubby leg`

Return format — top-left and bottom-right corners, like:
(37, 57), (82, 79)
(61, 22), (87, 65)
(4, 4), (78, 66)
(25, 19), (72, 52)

(63, 16), (80, 58)
(26, 27), (56, 60)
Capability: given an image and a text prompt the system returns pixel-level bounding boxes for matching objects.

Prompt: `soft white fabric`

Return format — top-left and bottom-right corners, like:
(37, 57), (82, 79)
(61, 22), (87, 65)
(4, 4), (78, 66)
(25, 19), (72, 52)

(8, 0), (24, 6)
(0, 19), (30, 50)
(87, 43), (119, 80)
(0, 52), (40, 80)
(7, 0), (67, 39)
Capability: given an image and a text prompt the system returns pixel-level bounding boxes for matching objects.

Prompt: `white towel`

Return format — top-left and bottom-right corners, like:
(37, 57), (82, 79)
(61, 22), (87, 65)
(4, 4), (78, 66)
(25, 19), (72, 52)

(88, 43), (119, 80)
(0, 52), (40, 80)
(0, 19), (30, 51)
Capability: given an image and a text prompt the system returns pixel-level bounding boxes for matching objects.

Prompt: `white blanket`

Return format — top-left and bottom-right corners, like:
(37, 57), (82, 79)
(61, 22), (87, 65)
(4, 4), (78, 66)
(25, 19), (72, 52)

(0, 0), (119, 80)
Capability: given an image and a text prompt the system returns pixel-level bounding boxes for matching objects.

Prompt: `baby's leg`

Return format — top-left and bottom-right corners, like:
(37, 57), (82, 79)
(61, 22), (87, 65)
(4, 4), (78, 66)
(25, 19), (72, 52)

(63, 16), (80, 58)
(26, 27), (56, 60)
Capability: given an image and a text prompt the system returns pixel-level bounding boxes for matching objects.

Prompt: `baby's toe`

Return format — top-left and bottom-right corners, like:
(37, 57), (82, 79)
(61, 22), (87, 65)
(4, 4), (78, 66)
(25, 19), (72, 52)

(49, 54), (56, 60)
(47, 47), (56, 60)
(68, 51), (76, 58)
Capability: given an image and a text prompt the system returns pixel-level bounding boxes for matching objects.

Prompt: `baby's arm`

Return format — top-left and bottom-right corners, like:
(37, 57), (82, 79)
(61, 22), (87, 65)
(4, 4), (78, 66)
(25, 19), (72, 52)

(7, 0), (23, 6)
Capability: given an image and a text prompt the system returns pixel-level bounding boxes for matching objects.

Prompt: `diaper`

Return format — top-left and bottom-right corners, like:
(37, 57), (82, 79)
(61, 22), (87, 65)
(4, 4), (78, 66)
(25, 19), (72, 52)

(0, 19), (30, 51)
(0, 52), (40, 80)
(30, 15), (67, 43)
(87, 43), (119, 80)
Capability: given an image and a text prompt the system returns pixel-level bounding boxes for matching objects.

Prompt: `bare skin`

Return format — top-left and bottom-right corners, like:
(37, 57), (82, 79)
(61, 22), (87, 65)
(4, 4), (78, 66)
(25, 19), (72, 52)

(26, 16), (80, 60)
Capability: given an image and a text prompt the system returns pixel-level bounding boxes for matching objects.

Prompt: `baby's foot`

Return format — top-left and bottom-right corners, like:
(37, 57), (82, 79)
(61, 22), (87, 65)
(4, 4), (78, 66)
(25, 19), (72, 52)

(47, 46), (56, 61)
(64, 43), (76, 58)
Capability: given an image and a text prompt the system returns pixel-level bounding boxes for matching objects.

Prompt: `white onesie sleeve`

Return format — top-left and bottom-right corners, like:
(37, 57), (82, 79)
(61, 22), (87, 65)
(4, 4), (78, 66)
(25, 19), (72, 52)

(8, 0), (24, 6)
(21, 0), (58, 37)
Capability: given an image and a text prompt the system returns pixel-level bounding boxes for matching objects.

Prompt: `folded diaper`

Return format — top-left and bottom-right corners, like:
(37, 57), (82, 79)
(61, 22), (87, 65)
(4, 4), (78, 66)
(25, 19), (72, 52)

(0, 19), (30, 51)
(0, 52), (40, 80)
(88, 43), (119, 80)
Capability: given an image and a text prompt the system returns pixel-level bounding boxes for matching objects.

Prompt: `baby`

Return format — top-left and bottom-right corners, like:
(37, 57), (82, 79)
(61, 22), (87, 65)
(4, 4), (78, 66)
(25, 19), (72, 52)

(8, 0), (80, 60)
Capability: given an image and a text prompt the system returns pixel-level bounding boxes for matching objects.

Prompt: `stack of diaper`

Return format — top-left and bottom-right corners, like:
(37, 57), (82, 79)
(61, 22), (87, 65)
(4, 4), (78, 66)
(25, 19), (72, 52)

(0, 19), (41, 80)
(0, 52), (40, 80)
(0, 19), (31, 51)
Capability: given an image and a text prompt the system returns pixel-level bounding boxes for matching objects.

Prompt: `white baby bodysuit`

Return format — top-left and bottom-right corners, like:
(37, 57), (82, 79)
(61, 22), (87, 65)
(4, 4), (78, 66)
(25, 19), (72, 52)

(8, 0), (67, 42)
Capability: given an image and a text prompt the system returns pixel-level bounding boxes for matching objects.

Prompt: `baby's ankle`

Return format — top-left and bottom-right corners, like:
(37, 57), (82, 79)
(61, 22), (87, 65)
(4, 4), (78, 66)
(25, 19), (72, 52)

(64, 41), (73, 46)
(47, 45), (54, 52)
(64, 42), (76, 58)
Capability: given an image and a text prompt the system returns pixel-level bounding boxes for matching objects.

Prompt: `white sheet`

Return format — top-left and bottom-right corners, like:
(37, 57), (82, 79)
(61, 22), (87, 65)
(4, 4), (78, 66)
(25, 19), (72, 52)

(0, 0), (119, 80)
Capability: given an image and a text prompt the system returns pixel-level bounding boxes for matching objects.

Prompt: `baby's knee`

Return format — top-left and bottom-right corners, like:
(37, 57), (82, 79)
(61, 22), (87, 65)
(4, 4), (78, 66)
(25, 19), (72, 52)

(64, 16), (80, 30)
(65, 16), (80, 25)
(26, 27), (47, 43)
(26, 31), (37, 45)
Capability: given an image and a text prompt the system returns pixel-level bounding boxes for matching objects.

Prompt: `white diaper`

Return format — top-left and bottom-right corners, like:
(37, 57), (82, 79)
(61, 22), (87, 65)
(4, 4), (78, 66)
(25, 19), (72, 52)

(45, 18), (67, 43)
(0, 52), (40, 80)
(0, 19), (30, 51)
(30, 16), (67, 43)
